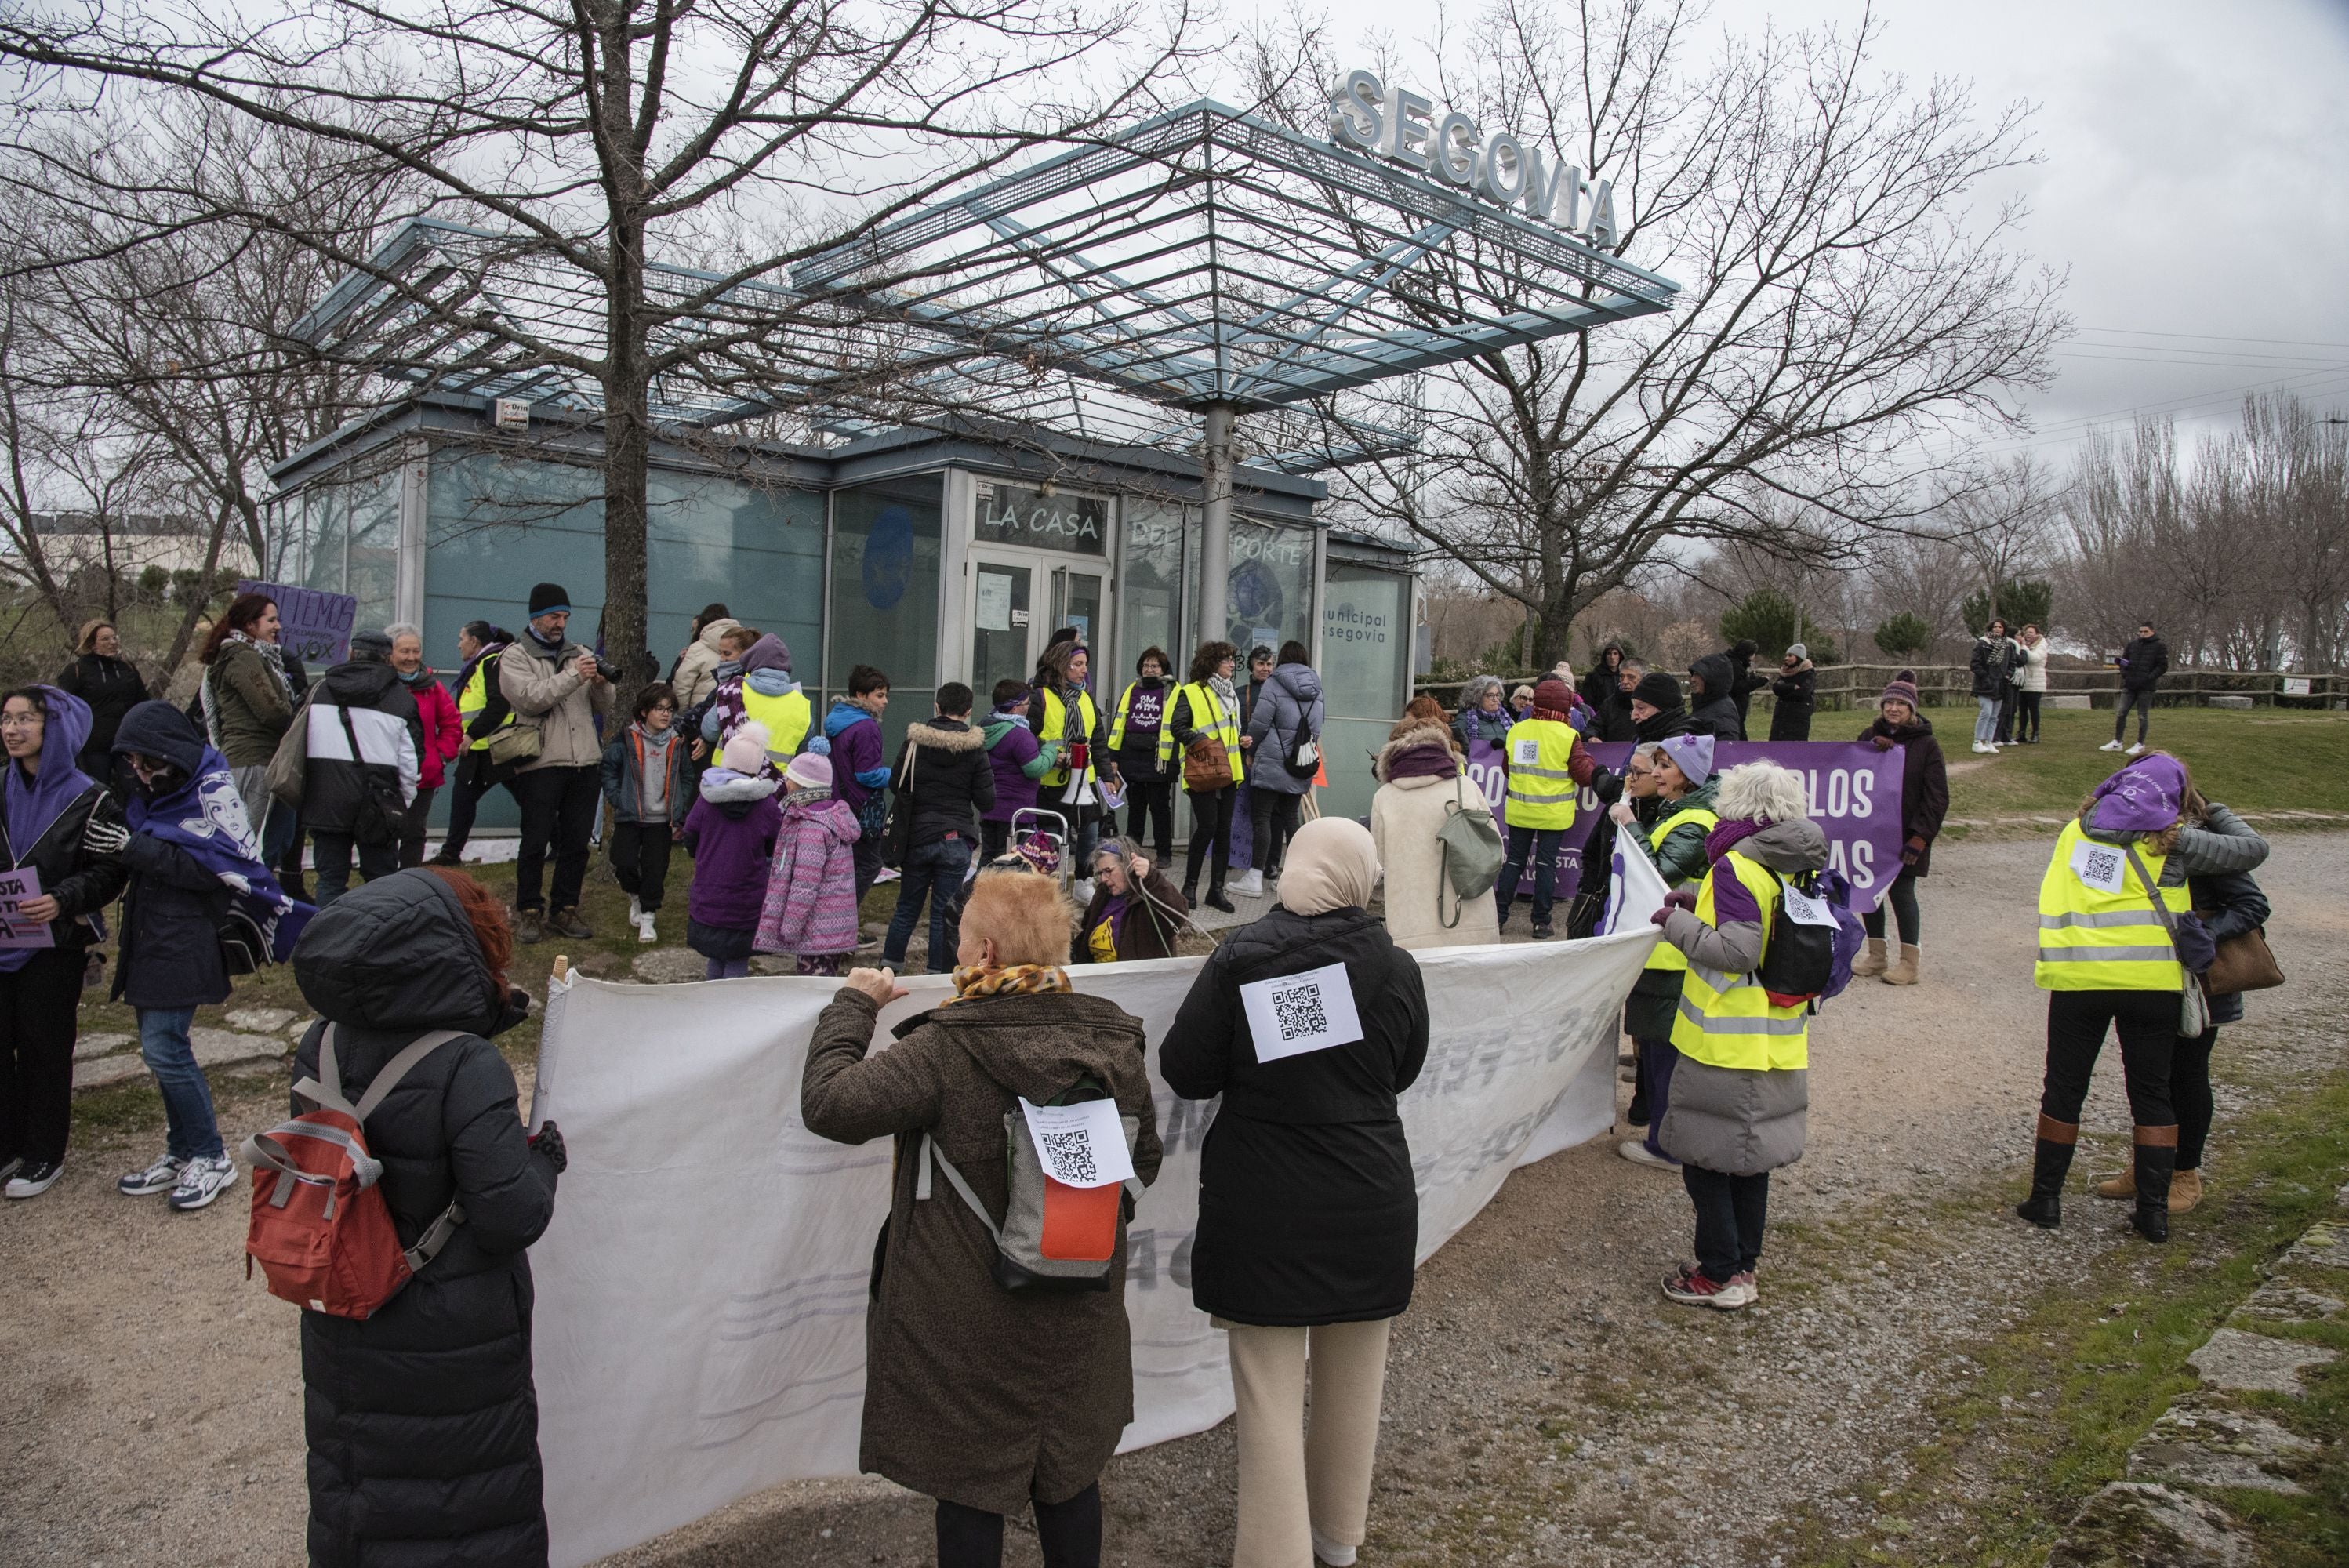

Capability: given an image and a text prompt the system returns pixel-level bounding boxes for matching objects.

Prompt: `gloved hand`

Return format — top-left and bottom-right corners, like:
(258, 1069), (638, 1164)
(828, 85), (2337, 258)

(1649, 906), (1673, 928)
(82, 817), (131, 859)
(1662, 886), (1701, 915)
(1871, 734), (1897, 752)
(2173, 910), (2218, 975)
(1901, 834), (1927, 866)
(529, 1120), (568, 1174)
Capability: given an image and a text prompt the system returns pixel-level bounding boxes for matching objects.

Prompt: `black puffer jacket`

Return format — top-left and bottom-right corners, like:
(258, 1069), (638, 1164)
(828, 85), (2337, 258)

(54, 652), (147, 775)
(289, 869), (558, 1568)
(1160, 904), (1430, 1326)
(1687, 653), (1745, 740)
(109, 702), (234, 1010)
(891, 718), (995, 849)
(300, 657), (423, 834)
(1768, 662), (1816, 742)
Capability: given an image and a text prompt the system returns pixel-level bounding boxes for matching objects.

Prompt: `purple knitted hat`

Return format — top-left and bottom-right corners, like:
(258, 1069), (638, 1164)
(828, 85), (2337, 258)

(1659, 732), (1715, 786)
(2086, 753), (2187, 833)
(1879, 669), (1920, 710)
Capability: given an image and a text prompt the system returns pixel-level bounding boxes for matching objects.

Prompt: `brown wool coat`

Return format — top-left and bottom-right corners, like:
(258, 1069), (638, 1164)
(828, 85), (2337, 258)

(801, 986), (1164, 1513)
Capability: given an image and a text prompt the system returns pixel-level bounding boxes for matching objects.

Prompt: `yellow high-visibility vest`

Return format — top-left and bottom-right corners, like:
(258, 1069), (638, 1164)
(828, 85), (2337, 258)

(2033, 818), (2187, 993)
(457, 650), (510, 752)
(740, 685), (812, 761)
(1106, 681), (1164, 753)
(1643, 802), (1722, 975)
(1037, 687), (1099, 789)
(1501, 715), (1581, 829)
(1156, 682), (1243, 786)
(1670, 849), (1810, 1071)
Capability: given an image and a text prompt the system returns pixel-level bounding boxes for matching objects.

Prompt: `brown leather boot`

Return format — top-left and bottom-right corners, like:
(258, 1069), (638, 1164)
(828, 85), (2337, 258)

(2093, 1167), (2136, 1200)
(1882, 943), (1920, 985)
(1850, 936), (1889, 978)
(2168, 1167), (2203, 1214)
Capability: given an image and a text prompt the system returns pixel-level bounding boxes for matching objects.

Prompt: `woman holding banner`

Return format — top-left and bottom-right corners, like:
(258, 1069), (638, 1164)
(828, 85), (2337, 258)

(1851, 672), (1948, 987)
(1450, 674), (1513, 757)
(803, 869), (1162, 1568)
(1162, 818), (1429, 1568)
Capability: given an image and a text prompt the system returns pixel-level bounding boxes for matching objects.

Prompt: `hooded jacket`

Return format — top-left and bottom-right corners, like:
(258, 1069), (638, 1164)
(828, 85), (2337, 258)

(1243, 662), (1326, 794)
(670, 615), (742, 713)
(498, 626), (614, 771)
(2118, 633), (2169, 692)
(822, 698), (891, 815)
(802, 985), (1161, 1515)
(1768, 659), (1816, 741)
(54, 649), (147, 774)
(1859, 711), (1949, 876)
(1580, 644), (1625, 713)
(401, 670), (464, 790)
(1370, 726), (1499, 951)
(891, 717), (994, 849)
(1657, 817), (1828, 1176)
(1686, 653), (1745, 741)
(599, 721), (692, 826)
(108, 701), (237, 1010)
(1161, 904), (1431, 1326)
(754, 789), (863, 956)
(979, 705), (1052, 825)
(287, 869), (558, 1568)
(0, 686), (125, 958)
(300, 657), (423, 833)
(203, 633), (297, 768)
(681, 766), (783, 931)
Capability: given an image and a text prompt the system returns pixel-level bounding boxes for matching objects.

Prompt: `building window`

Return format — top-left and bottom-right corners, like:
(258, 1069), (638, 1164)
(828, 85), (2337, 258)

(1226, 517), (1314, 658)
(975, 480), (1109, 556)
(830, 474), (944, 760)
(1116, 498), (1186, 682)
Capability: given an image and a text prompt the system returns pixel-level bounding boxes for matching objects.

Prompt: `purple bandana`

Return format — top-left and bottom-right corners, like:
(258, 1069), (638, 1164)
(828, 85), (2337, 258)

(2087, 754), (2186, 833)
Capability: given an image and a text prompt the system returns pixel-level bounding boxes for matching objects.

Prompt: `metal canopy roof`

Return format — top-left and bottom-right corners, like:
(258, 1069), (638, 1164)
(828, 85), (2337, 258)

(289, 99), (1676, 470)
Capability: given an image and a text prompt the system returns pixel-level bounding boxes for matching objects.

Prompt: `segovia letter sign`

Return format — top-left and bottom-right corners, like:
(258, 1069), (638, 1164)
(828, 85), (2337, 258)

(1327, 69), (1621, 250)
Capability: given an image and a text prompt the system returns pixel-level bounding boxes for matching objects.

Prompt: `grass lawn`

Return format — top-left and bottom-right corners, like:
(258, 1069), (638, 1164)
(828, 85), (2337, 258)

(1926, 704), (2349, 829)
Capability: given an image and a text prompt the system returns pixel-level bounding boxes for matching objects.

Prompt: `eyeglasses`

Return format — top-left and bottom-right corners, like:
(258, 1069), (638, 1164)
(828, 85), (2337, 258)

(0, 713), (42, 730)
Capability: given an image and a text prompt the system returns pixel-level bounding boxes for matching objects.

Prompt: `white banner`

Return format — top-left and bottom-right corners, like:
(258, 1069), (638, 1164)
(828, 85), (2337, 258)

(527, 925), (1658, 1567)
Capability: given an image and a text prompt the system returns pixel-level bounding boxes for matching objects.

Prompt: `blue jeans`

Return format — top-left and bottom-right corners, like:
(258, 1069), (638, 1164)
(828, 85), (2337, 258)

(1494, 825), (1566, 926)
(1973, 695), (2000, 745)
(138, 1007), (223, 1161)
(884, 836), (975, 974)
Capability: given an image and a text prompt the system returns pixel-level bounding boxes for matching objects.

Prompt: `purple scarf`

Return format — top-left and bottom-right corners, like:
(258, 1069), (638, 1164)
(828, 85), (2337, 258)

(1705, 817), (1766, 863)
(1383, 740), (1459, 782)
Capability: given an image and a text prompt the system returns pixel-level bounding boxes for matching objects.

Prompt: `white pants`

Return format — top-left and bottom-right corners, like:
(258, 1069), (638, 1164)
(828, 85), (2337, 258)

(1222, 1317), (1393, 1568)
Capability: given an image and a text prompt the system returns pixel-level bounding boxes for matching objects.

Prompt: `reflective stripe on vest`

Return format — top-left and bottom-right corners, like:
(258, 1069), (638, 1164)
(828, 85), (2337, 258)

(741, 687), (812, 760)
(458, 651), (510, 752)
(2033, 818), (2187, 993)
(1156, 684), (1243, 783)
(1668, 849), (1810, 1070)
(1643, 803), (1722, 975)
(1501, 717), (1581, 829)
(1038, 688), (1099, 788)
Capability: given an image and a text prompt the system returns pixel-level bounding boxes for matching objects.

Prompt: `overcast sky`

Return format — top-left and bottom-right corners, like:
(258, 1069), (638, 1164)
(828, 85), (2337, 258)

(1282, 0), (2349, 469)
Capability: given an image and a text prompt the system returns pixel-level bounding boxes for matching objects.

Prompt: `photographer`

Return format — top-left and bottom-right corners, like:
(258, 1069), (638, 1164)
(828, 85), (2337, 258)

(498, 583), (615, 945)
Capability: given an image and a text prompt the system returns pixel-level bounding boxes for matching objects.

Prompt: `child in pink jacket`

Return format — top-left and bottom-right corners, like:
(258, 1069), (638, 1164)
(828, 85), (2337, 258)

(753, 752), (863, 975)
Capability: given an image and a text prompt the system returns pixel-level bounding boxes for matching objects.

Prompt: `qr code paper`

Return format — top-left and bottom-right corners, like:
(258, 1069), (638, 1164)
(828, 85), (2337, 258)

(1269, 983), (1329, 1044)
(2083, 848), (2120, 884)
(2071, 837), (2127, 893)
(1040, 1129), (1098, 1186)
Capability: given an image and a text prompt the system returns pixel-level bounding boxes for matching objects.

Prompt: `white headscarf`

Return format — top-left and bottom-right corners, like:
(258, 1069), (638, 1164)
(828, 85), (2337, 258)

(1276, 818), (1380, 916)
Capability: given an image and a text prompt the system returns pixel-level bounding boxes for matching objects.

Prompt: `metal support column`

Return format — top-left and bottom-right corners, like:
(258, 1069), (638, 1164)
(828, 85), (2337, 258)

(1199, 402), (1235, 644)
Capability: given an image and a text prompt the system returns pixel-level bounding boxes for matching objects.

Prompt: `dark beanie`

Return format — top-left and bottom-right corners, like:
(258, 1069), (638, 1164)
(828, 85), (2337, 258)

(1880, 669), (1920, 710)
(348, 630), (392, 663)
(1632, 670), (1682, 710)
(529, 582), (571, 617)
(1532, 677), (1575, 713)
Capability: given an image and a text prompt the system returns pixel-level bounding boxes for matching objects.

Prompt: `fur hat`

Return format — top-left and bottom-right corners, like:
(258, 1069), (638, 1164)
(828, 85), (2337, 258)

(958, 866), (1073, 967)
(1532, 677), (1575, 713)
(1879, 669), (1920, 710)
(528, 582), (570, 617)
(721, 722), (771, 775)
(1631, 671), (1682, 710)
(784, 752), (832, 792)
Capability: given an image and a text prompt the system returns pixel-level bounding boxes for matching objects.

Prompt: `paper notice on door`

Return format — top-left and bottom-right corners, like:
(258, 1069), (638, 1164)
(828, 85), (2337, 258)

(976, 571), (1013, 632)
(1240, 961), (1365, 1063)
(1018, 1097), (1134, 1189)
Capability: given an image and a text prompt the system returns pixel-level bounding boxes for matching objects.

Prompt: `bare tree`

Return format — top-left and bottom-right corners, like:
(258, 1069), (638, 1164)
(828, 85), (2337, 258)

(0, 0), (1201, 699)
(1285, 0), (2061, 664)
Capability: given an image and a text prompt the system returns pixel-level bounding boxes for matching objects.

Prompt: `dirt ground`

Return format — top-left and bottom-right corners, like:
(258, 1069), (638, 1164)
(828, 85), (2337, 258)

(4, 833), (2344, 1568)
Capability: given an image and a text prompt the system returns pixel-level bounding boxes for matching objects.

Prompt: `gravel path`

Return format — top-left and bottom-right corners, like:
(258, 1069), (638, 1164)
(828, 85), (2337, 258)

(5, 834), (2344, 1568)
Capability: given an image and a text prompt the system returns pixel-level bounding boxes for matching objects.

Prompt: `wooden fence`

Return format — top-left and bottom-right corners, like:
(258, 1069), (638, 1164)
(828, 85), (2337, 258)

(1414, 665), (2346, 714)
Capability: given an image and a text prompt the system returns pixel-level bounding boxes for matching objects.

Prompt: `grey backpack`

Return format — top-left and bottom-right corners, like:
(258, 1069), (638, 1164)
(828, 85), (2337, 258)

(919, 1075), (1142, 1293)
(1436, 771), (1506, 928)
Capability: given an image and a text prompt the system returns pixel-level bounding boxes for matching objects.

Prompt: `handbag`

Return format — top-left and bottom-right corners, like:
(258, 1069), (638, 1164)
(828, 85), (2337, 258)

(484, 718), (542, 770)
(336, 703), (411, 850)
(2123, 845), (2210, 1037)
(266, 696), (311, 808)
(881, 739), (919, 870)
(2201, 921), (2285, 996)
(1435, 771), (1505, 929)
(1180, 692), (1233, 793)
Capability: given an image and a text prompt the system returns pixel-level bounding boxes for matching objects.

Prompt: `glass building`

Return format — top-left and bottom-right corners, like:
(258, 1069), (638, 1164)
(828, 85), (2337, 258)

(267, 394), (1418, 828)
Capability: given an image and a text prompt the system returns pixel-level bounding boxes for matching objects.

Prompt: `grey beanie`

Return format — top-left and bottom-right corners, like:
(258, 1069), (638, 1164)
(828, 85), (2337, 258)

(1784, 642), (1808, 661)
(348, 630), (393, 663)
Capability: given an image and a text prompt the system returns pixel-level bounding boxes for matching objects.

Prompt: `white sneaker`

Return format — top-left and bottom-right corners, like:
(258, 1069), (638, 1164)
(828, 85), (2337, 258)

(1618, 1139), (1680, 1170)
(118, 1151), (185, 1196)
(1231, 869), (1265, 898)
(637, 911), (658, 944)
(166, 1155), (238, 1212)
(2126, 742), (2144, 756)
(1970, 741), (1990, 753)
(627, 895), (642, 924)
(1311, 1528), (1359, 1567)
(2099, 739), (2123, 752)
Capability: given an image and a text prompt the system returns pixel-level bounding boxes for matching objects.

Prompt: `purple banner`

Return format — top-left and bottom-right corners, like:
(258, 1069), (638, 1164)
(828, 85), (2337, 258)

(1467, 738), (1908, 913)
(238, 579), (358, 668)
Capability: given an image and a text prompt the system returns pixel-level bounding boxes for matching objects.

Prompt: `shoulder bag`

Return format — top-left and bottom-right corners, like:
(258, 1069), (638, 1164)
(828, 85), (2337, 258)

(266, 694), (312, 808)
(881, 740), (919, 870)
(2201, 920), (2285, 996)
(336, 703), (412, 849)
(2123, 845), (2210, 1037)
(1435, 771), (1505, 928)
(1180, 691), (1232, 794)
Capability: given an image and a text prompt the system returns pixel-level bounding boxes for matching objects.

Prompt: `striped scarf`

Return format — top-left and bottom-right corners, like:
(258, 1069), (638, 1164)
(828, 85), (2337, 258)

(944, 964), (1071, 1006)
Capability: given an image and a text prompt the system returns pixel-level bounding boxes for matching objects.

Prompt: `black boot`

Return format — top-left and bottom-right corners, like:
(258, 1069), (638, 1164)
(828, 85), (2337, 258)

(2015, 1116), (2077, 1229)
(1204, 875), (1235, 914)
(2130, 1128), (2177, 1243)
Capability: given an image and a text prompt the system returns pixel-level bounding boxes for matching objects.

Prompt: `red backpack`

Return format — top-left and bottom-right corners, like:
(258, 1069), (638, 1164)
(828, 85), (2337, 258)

(241, 1025), (467, 1319)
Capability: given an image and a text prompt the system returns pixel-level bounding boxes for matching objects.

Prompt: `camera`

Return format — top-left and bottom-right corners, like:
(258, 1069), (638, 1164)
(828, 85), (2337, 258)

(592, 655), (622, 682)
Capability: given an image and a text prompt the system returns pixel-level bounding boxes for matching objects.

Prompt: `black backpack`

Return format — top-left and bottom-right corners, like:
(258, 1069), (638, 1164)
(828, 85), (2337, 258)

(1756, 867), (1864, 1007)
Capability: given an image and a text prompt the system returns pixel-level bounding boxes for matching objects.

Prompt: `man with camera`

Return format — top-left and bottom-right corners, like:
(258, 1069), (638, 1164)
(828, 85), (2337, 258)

(499, 581), (615, 943)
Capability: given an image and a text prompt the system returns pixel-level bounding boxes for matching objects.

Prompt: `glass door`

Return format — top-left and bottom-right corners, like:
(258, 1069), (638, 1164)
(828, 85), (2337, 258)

(1051, 567), (1105, 666)
(969, 557), (1036, 701)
